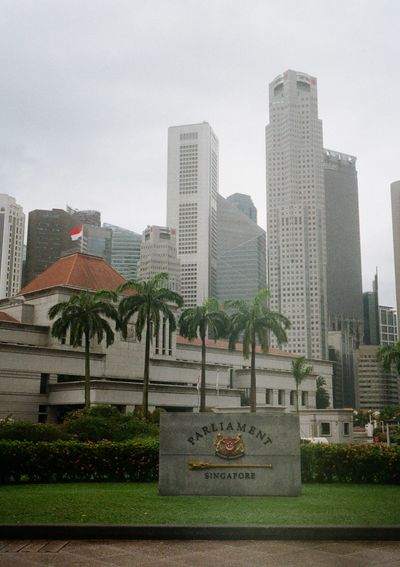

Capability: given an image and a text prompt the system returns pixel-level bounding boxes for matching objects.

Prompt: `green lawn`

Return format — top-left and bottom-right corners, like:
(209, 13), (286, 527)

(0, 483), (399, 525)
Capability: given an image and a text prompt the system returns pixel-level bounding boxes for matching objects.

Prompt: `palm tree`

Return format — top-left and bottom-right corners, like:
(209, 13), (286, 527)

(291, 356), (313, 413)
(316, 375), (330, 409)
(179, 298), (229, 412)
(48, 290), (118, 409)
(117, 273), (183, 420)
(226, 289), (290, 413)
(377, 342), (400, 374)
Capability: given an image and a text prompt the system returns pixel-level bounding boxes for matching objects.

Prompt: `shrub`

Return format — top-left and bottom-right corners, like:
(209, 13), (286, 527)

(61, 405), (159, 441)
(301, 443), (400, 483)
(0, 421), (71, 442)
(0, 438), (159, 484)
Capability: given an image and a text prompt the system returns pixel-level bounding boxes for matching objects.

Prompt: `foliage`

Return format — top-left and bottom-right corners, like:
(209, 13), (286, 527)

(61, 405), (159, 442)
(0, 421), (71, 442)
(291, 356), (313, 412)
(0, 439), (159, 484)
(380, 406), (400, 421)
(117, 273), (183, 419)
(316, 376), (330, 409)
(179, 298), (229, 411)
(226, 289), (290, 412)
(377, 342), (400, 374)
(301, 443), (400, 484)
(48, 290), (119, 408)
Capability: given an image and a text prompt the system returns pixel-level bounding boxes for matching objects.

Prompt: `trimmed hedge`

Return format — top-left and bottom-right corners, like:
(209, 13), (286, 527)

(0, 421), (71, 442)
(0, 439), (159, 484)
(1, 440), (399, 484)
(301, 443), (400, 484)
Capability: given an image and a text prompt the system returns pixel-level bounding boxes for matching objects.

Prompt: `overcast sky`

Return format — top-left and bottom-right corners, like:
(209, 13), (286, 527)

(1, 0), (399, 304)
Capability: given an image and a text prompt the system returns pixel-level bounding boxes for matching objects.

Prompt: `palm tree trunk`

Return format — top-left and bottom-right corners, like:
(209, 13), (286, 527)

(296, 383), (299, 413)
(84, 332), (91, 409)
(250, 338), (256, 413)
(143, 314), (151, 420)
(200, 337), (206, 412)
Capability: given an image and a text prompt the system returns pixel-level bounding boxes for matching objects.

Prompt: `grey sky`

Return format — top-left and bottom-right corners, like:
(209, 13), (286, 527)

(1, 0), (399, 304)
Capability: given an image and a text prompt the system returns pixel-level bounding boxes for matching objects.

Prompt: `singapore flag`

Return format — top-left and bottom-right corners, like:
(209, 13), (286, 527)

(69, 225), (83, 241)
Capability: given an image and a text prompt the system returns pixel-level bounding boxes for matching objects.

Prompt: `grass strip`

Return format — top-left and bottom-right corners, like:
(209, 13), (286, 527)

(0, 483), (399, 525)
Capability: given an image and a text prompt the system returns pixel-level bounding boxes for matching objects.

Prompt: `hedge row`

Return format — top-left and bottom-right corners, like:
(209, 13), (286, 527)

(301, 443), (400, 484)
(0, 439), (159, 484)
(1, 440), (399, 484)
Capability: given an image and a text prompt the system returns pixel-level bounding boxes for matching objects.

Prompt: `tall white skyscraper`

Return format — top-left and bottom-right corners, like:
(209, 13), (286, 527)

(266, 70), (328, 359)
(167, 122), (218, 307)
(0, 194), (25, 298)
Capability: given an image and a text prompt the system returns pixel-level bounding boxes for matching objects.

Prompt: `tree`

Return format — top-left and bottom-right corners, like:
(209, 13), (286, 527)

(291, 356), (313, 413)
(48, 290), (118, 409)
(179, 298), (229, 412)
(316, 376), (330, 409)
(377, 343), (400, 375)
(117, 273), (183, 420)
(226, 289), (290, 413)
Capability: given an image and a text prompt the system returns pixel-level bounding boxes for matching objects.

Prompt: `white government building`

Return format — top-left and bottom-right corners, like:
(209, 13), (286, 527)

(0, 252), (352, 442)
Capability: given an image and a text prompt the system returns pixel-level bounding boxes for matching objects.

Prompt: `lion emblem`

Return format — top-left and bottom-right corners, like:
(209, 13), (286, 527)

(214, 433), (245, 459)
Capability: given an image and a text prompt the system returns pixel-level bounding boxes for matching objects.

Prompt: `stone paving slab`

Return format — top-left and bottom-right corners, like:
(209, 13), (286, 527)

(0, 540), (399, 566)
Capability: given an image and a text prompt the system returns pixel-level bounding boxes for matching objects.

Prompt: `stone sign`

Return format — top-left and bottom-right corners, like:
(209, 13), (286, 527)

(159, 412), (301, 496)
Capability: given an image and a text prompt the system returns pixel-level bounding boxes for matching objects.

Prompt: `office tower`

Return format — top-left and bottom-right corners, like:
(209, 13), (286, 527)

(390, 180), (400, 335)
(355, 345), (399, 409)
(103, 223), (142, 280)
(138, 226), (181, 292)
(82, 225), (112, 264)
(0, 194), (25, 298)
(324, 150), (363, 322)
(324, 149), (363, 408)
(363, 273), (380, 345)
(226, 193), (257, 223)
(266, 70), (327, 359)
(24, 209), (78, 285)
(216, 194), (266, 303)
(167, 122), (218, 307)
(66, 206), (101, 227)
(379, 306), (398, 346)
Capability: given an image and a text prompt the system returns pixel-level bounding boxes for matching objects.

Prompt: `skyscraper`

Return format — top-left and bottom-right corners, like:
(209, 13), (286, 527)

(391, 180), (400, 335)
(139, 226), (181, 292)
(0, 194), (25, 298)
(167, 122), (218, 307)
(266, 70), (327, 359)
(216, 194), (266, 303)
(103, 223), (142, 280)
(226, 193), (258, 223)
(363, 273), (380, 345)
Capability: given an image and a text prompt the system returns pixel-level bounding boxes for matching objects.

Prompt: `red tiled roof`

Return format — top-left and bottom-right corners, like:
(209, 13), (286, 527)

(0, 311), (19, 323)
(176, 335), (297, 357)
(18, 253), (127, 296)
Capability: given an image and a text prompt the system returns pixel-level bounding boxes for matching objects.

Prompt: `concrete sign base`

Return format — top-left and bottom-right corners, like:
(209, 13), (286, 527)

(159, 412), (301, 496)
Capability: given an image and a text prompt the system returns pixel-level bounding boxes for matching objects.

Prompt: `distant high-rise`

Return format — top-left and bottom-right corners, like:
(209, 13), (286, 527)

(82, 225), (112, 264)
(324, 150), (363, 322)
(139, 226), (180, 292)
(226, 193), (257, 223)
(66, 206), (101, 227)
(363, 273), (380, 345)
(379, 306), (398, 346)
(266, 70), (327, 359)
(24, 209), (78, 285)
(216, 194), (266, 303)
(167, 122), (218, 307)
(103, 224), (142, 280)
(0, 194), (25, 298)
(390, 180), (400, 335)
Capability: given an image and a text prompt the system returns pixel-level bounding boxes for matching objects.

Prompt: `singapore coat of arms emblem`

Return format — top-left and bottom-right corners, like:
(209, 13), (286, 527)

(214, 432), (245, 460)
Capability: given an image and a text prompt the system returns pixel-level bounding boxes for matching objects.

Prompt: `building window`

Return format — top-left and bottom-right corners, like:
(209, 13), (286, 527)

(320, 422), (331, 436)
(343, 422), (350, 436)
(265, 389), (273, 405)
(40, 373), (49, 395)
(38, 405), (48, 424)
(290, 390), (296, 406)
(278, 389), (285, 405)
(301, 391), (308, 407)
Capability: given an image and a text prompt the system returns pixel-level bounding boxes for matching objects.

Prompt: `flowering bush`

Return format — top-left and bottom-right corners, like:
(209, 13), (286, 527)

(0, 439), (159, 484)
(301, 443), (400, 484)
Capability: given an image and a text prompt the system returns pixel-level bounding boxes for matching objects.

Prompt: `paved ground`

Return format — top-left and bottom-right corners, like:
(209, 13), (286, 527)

(0, 539), (399, 566)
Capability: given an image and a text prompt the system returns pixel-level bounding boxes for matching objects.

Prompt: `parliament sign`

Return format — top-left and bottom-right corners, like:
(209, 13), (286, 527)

(159, 412), (301, 496)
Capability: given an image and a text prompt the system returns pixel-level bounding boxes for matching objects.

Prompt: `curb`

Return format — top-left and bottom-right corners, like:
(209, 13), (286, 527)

(1, 525), (400, 540)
